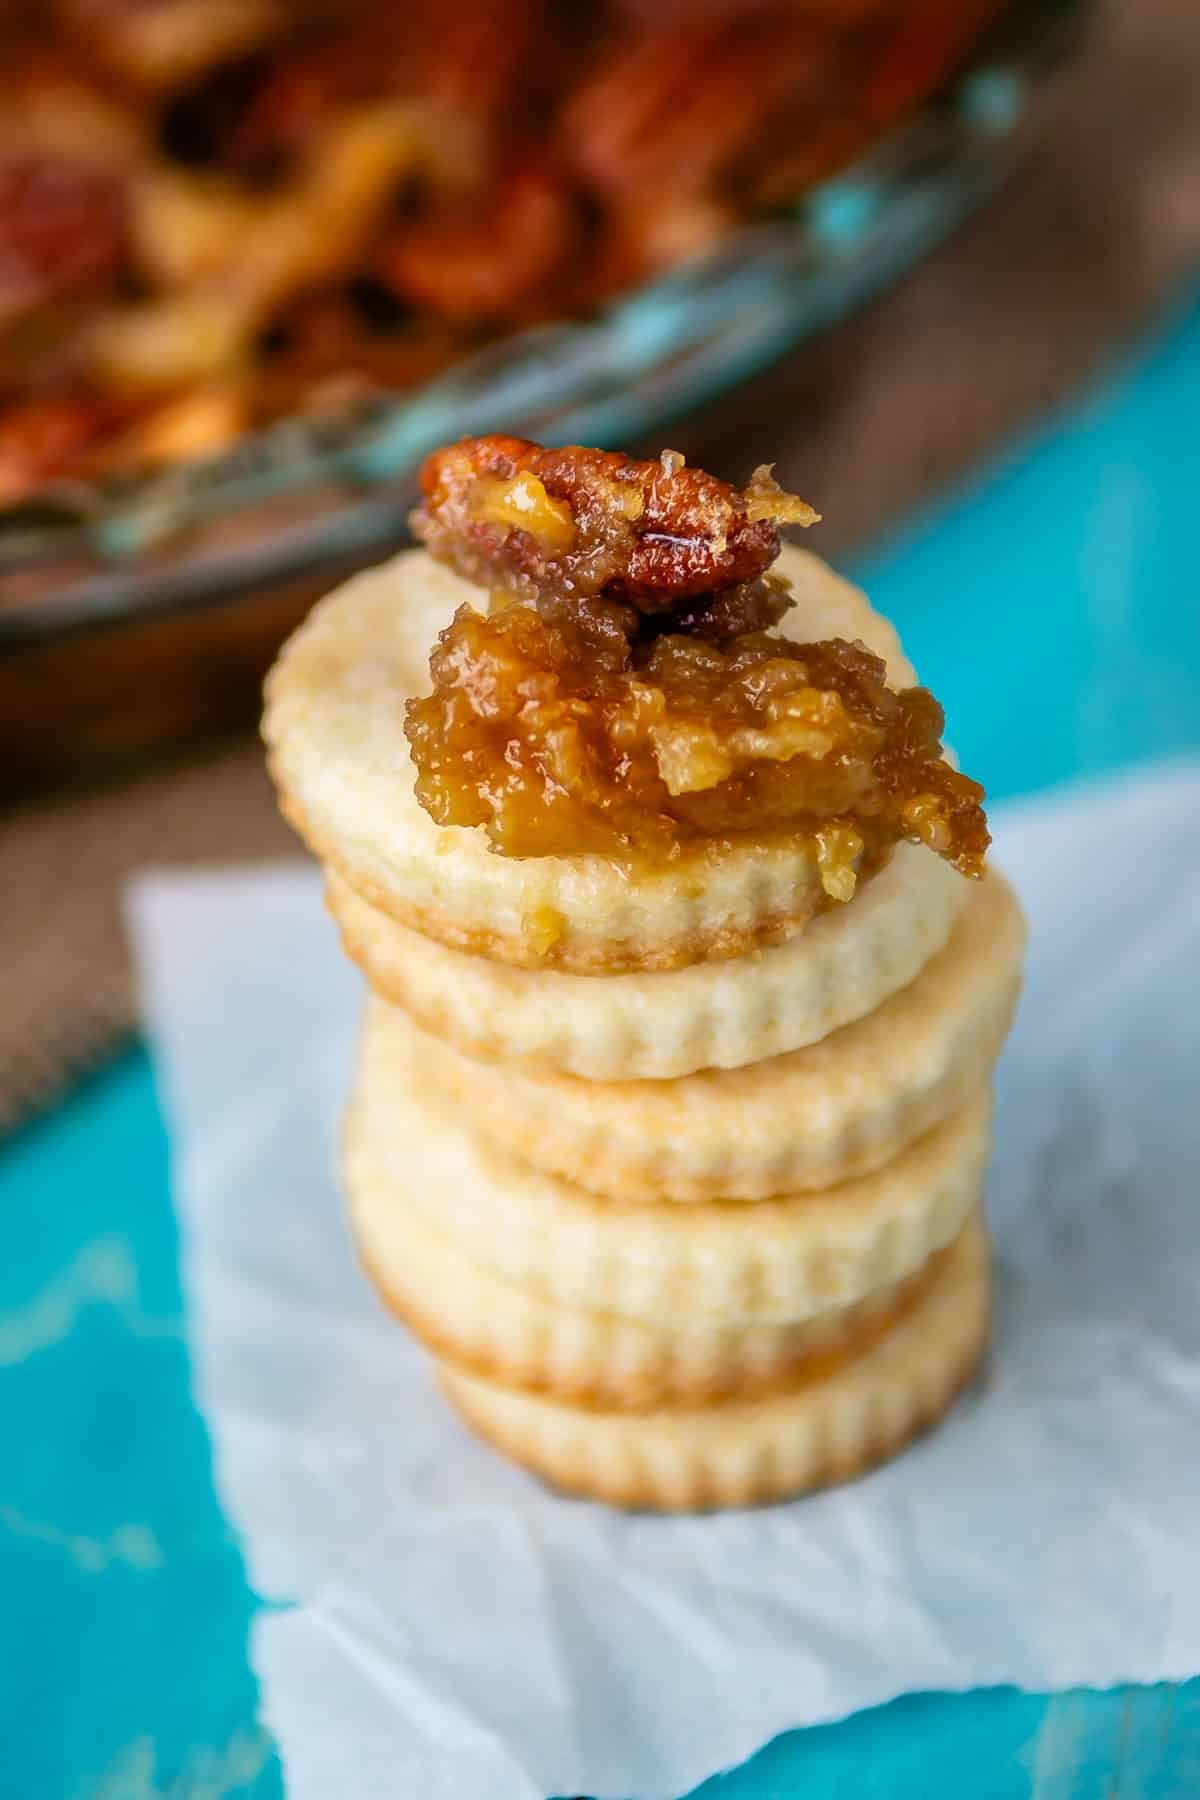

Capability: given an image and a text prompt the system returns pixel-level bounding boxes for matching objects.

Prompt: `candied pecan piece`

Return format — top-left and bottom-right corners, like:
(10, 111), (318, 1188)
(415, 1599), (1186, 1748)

(584, 191), (736, 299)
(559, 8), (830, 203)
(0, 392), (115, 502)
(0, 152), (127, 329)
(414, 435), (818, 609)
(377, 163), (579, 327)
(0, 51), (145, 170)
(228, 0), (540, 186)
(224, 21), (427, 171)
(416, 0), (550, 135)
(744, 0), (1008, 205)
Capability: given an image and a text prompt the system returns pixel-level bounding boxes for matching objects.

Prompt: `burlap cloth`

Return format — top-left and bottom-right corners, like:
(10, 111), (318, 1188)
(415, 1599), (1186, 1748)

(5, 0), (1199, 1133)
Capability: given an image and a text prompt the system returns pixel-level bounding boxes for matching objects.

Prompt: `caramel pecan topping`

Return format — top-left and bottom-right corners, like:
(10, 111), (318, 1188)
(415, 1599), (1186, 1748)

(414, 434), (818, 609)
(405, 436), (988, 884)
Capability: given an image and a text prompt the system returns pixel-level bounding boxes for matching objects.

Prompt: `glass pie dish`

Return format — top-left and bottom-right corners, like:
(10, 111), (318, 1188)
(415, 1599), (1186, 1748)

(0, 0), (1084, 792)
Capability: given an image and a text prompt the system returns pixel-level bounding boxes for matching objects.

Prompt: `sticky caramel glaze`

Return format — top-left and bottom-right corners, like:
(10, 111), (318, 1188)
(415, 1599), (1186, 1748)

(406, 438), (988, 886)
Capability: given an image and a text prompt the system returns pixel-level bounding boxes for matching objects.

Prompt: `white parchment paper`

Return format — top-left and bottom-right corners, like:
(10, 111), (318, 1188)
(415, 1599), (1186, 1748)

(129, 759), (1200, 1800)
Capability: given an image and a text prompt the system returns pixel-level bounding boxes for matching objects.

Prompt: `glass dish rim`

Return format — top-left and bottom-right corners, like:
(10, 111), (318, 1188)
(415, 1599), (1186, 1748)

(0, 0), (1084, 648)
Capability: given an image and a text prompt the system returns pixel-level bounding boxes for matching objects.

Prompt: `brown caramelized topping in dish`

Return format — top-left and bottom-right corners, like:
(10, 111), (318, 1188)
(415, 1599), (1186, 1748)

(0, 4), (1009, 506)
(406, 435), (989, 889)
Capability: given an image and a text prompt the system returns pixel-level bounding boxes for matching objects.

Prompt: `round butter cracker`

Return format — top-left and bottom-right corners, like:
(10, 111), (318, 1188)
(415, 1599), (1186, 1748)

(346, 1013), (992, 1327)
(388, 873), (1022, 1198)
(265, 544), (920, 974)
(440, 1214), (990, 1510)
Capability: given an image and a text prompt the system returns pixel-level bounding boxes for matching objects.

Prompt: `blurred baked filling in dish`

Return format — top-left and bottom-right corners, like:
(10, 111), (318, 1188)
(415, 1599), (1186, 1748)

(0, 0), (1011, 507)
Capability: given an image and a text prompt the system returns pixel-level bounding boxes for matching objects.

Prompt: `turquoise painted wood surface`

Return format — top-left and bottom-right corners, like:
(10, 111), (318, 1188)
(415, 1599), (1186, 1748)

(3, 284), (1199, 1798)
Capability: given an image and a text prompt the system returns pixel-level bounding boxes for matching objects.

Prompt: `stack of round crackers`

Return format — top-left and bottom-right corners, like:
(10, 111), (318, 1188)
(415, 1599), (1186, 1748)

(264, 544), (1024, 1511)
